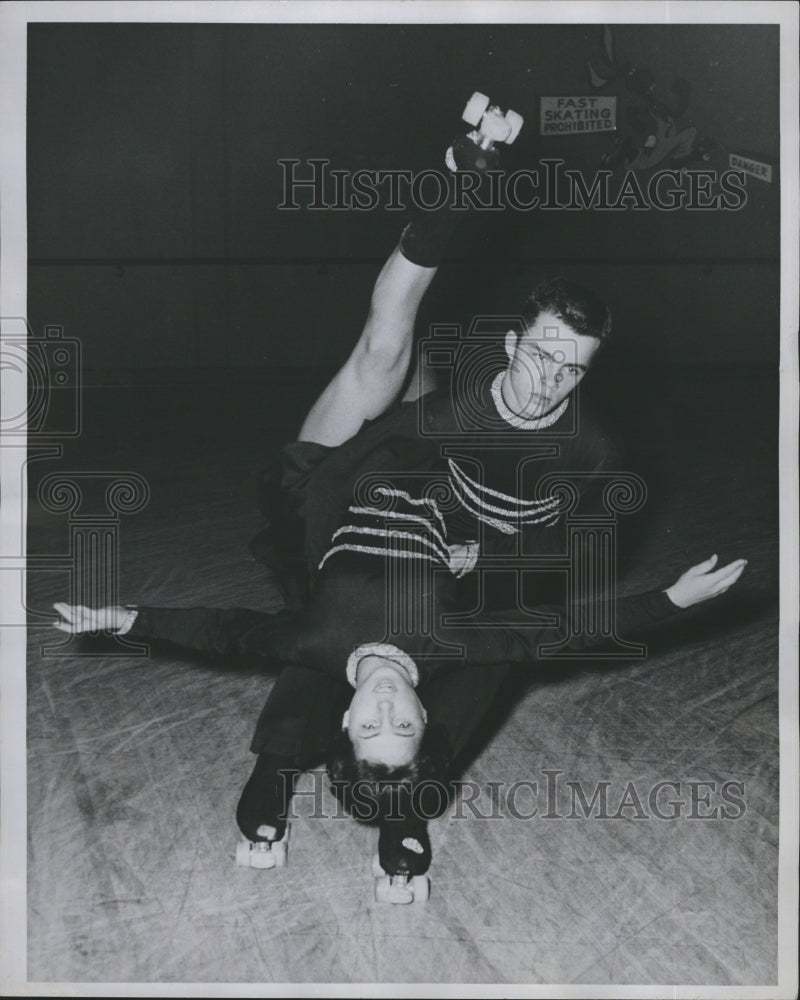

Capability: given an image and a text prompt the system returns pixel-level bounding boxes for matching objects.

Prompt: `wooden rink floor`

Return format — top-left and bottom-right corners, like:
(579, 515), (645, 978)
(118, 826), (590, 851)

(24, 369), (779, 987)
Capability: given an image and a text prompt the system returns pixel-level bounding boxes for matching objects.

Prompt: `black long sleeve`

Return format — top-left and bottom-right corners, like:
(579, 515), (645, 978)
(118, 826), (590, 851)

(432, 589), (680, 672)
(128, 605), (295, 660)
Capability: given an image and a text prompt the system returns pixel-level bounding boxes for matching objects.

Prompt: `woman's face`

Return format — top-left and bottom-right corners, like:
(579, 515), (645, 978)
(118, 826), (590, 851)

(343, 658), (427, 767)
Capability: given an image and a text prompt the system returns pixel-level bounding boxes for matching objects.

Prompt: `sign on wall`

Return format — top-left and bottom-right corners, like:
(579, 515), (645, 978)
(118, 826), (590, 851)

(540, 96), (617, 135)
(729, 153), (774, 183)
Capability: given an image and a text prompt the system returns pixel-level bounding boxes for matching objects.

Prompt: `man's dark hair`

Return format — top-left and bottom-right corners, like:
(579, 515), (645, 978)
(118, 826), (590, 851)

(327, 722), (451, 824)
(522, 277), (612, 343)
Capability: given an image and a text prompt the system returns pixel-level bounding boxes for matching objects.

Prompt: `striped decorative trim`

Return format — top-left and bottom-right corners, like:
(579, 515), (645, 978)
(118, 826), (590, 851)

(449, 489), (519, 534)
(371, 486), (448, 537)
(348, 504), (449, 552)
(448, 459), (561, 535)
(329, 523), (450, 564)
(490, 371), (569, 430)
(346, 642), (420, 688)
(319, 543), (447, 571)
(449, 459), (560, 516)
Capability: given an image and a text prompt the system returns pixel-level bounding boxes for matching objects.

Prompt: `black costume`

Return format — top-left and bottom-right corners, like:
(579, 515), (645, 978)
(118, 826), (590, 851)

(124, 355), (674, 865)
(128, 381), (675, 772)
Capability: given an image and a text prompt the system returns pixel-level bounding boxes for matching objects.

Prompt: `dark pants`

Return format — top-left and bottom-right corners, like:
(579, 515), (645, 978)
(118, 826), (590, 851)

(249, 664), (350, 768)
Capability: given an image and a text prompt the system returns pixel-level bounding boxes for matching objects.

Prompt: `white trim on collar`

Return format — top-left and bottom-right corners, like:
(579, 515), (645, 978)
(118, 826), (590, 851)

(346, 643), (420, 688)
(490, 371), (569, 430)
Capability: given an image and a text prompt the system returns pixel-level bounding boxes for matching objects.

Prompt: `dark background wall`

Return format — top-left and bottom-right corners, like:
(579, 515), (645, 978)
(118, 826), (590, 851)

(26, 23), (780, 375)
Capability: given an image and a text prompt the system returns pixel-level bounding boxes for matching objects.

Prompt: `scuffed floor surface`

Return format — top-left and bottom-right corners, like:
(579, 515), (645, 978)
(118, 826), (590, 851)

(24, 368), (779, 986)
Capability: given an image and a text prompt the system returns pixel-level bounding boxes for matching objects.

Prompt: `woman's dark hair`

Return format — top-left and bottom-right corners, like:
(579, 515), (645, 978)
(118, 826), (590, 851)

(522, 277), (612, 344)
(327, 722), (452, 824)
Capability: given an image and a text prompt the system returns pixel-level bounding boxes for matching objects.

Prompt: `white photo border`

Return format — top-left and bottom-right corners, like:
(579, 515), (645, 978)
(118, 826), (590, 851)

(1, 2), (797, 997)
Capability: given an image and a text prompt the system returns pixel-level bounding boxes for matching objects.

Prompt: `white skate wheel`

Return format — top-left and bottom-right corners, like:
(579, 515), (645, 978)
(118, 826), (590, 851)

(411, 875), (431, 903)
(374, 876), (414, 904)
(372, 853), (386, 878)
(235, 836), (286, 870)
(249, 850), (277, 870)
(462, 91), (490, 127)
(480, 111), (512, 143)
(504, 110), (524, 144)
(236, 840), (274, 869)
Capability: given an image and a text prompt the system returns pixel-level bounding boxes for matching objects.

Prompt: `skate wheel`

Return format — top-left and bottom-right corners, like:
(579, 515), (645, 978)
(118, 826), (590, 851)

(235, 833), (288, 870)
(374, 876), (414, 905)
(504, 109), (524, 144)
(372, 853), (386, 878)
(247, 841), (278, 870)
(444, 146), (457, 173)
(462, 91), (490, 127)
(411, 875), (430, 903)
(236, 840), (253, 867)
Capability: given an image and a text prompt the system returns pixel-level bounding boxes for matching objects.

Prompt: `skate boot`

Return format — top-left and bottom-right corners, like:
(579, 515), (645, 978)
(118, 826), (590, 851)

(372, 817), (432, 904)
(400, 92), (523, 269)
(234, 753), (298, 870)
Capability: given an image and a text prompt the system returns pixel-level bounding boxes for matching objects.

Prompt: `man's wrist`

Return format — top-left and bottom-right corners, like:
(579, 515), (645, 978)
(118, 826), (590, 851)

(117, 606), (139, 635)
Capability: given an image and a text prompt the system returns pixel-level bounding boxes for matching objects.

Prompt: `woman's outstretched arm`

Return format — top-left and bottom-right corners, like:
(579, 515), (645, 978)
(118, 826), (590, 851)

(53, 601), (295, 661)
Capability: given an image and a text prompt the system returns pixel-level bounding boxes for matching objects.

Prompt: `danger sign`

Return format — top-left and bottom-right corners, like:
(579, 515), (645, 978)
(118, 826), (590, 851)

(729, 153), (773, 182)
(540, 96), (617, 135)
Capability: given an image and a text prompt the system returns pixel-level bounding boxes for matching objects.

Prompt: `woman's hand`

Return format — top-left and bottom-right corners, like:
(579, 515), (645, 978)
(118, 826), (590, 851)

(665, 555), (747, 608)
(52, 602), (130, 634)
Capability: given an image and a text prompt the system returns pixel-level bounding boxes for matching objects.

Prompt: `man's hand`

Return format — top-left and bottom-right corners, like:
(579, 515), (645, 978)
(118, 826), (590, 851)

(53, 602), (130, 634)
(665, 555), (747, 608)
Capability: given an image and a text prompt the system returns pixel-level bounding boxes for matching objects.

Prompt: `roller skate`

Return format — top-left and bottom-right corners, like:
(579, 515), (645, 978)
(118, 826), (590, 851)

(372, 817), (431, 904)
(446, 91), (524, 173)
(401, 92), (524, 267)
(234, 753), (297, 871)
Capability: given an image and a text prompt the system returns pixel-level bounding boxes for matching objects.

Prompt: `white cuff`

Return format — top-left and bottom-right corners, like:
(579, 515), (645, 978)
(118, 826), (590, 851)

(449, 540), (479, 578)
(117, 607), (139, 635)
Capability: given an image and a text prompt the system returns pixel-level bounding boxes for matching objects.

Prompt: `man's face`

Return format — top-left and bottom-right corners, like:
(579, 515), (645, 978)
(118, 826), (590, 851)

(505, 310), (600, 417)
(343, 658), (427, 767)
